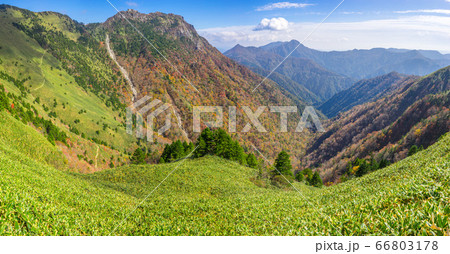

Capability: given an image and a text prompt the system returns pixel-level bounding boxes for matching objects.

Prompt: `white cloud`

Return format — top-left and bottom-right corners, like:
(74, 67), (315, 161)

(254, 17), (289, 31)
(126, 1), (138, 7)
(199, 15), (450, 53)
(256, 2), (313, 11)
(340, 11), (363, 15)
(395, 9), (450, 15)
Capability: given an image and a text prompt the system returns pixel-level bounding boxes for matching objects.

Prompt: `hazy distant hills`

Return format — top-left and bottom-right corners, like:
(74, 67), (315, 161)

(225, 44), (354, 103)
(225, 40), (450, 103)
(260, 40), (450, 79)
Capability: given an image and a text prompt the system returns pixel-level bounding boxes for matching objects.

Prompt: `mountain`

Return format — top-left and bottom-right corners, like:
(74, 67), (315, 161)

(305, 66), (450, 182)
(388, 48), (450, 61)
(1, 4), (450, 237)
(95, 9), (312, 160)
(319, 72), (415, 118)
(261, 40), (450, 79)
(225, 44), (354, 102)
(0, 5), (313, 169)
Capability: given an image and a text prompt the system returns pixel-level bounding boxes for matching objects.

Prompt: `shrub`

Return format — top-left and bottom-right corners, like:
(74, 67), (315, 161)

(408, 145), (419, 157)
(271, 175), (294, 188)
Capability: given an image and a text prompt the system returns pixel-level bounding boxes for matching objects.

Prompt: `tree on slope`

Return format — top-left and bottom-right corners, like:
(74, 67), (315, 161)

(131, 148), (146, 164)
(214, 128), (232, 159)
(194, 128), (215, 158)
(246, 153), (258, 169)
(274, 151), (293, 176)
(310, 172), (323, 187)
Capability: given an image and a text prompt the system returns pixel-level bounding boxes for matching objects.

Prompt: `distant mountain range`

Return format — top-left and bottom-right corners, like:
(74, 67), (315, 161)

(225, 40), (450, 103)
(225, 44), (353, 104)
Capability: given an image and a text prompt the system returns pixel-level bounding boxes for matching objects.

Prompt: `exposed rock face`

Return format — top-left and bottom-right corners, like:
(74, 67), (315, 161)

(105, 9), (206, 50)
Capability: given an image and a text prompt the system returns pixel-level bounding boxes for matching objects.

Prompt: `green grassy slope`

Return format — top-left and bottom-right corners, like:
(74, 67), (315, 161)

(0, 9), (133, 151)
(1, 108), (449, 235)
(0, 111), (66, 169)
(0, 7), (141, 171)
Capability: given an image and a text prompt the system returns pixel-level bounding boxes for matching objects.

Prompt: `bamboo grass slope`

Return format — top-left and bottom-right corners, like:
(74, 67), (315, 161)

(0, 106), (449, 235)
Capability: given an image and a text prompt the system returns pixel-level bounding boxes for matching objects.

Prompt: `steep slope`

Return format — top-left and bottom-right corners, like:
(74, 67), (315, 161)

(225, 44), (354, 102)
(88, 10), (312, 161)
(0, 5), (314, 167)
(262, 40), (450, 79)
(224, 45), (320, 104)
(319, 72), (415, 117)
(1, 108), (449, 235)
(0, 5), (136, 171)
(305, 66), (450, 182)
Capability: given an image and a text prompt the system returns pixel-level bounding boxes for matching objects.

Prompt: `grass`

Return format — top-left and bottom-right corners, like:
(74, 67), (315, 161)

(0, 8), (141, 170)
(0, 111), (66, 169)
(0, 9), (135, 152)
(0, 108), (449, 235)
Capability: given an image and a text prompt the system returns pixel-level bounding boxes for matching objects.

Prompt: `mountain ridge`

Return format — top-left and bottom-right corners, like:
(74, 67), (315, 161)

(225, 44), (354, 102)
(305, 65), (450, 182)
(0, 5), (312, 169)
(319, 72), (416, 118)
(226, 40), (450, 106)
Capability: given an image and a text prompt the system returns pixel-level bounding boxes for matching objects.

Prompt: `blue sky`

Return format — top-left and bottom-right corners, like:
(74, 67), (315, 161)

(3, 0), (450, 52)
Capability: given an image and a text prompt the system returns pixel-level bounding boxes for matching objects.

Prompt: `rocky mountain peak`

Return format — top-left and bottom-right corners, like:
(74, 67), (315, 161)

(105, 9), (206, 49)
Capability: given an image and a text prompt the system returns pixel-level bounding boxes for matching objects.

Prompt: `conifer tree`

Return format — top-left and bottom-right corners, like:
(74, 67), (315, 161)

(379, 159), (390, 169)
(356, 160), (369, 177)
(370, 158), (379, 171)
(171, 140), (185, 161)
(182, 141), (189, 153)
(195, 138), (207, 158)
(214, 128), (232, 159)
(246, 153), (258, 169)
(230, 140), (246, 164)
(302, 168), (313, 183)
(194, 128), (215, 157)
(311, 172), (323, 187)
(131, 148), (146, 164)
(295, 171), (304, 182)
(160, 144), (172, 163)
(274, 151), (293, 176)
